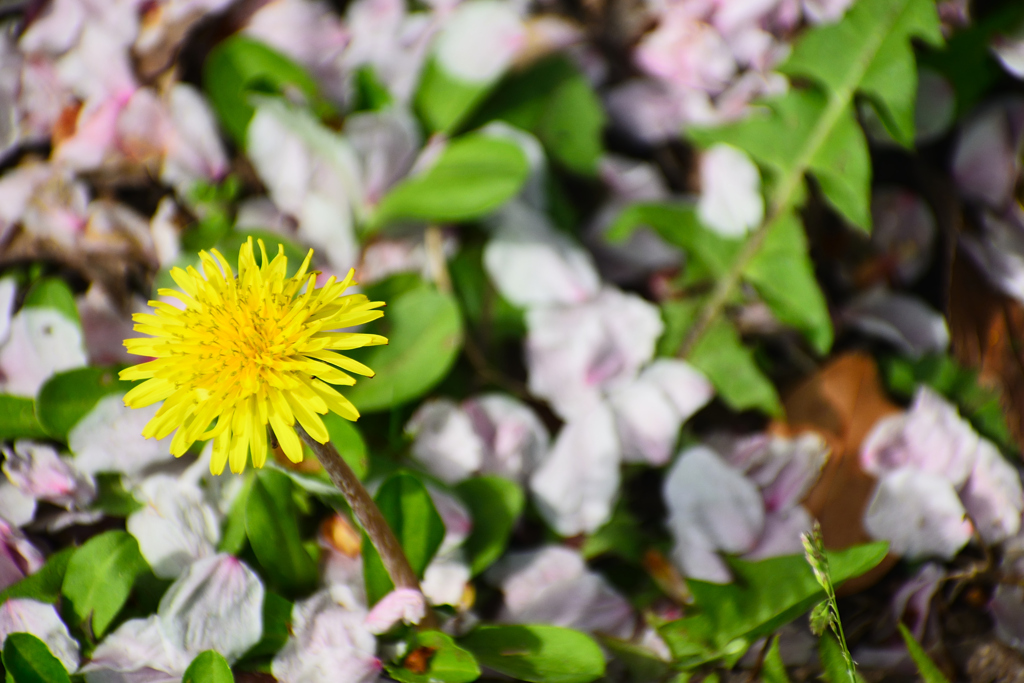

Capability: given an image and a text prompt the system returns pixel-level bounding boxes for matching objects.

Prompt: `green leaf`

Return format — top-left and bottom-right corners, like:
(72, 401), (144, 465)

(455, 477), (524, 576)
(182, 650), (235, 683)
(36, 367), (132, 441)
(244, 469), (319, 595)
(897, 624), (950, 683)
(91, 473), (143, 517)
(661, 302), (781, 415)
(202, 36), (326, 145)
(781, 0), (944, 147)
(580, 506), (646, 563)
(219, 472), (254, 555)
(658, 543), (888, 666)
(61, 530), (150, 638)
(694, 89), (870, 230)
(321, 412), (368, 480)
(0, 548), (75, 605)
(532, 71), (605, 175)
(363, 472), (446, 604)
(692, 0), (942, 231)
(818, 634), (862, 683)
(387, 630), (481, 683)
(468, 57), (605, 175)
(449, 244), (525, 341)
(345, 283), (463, 413)
(762, 637), (791, 683)
(372, 134), (529, 228)
(240, 591), (293, 661)
(0, 396), (49, 441)
(607, 202), (742, 278)
(2, 633), (70, 683)
(599, 636), (672, 683)
(459, 625), (605, 683)
(22, 278), (78, 325)
(417, 58), (496, 133)
(744, 211), (833, 353)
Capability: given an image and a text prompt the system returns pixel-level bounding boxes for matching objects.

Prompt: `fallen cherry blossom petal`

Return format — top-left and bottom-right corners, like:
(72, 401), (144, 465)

(530, 402), (621, 536)
(364, 588), (427, 633)
(863, 468), (973, 561)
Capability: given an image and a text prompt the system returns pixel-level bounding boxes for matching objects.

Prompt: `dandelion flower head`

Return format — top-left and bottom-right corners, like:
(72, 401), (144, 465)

(120, 237), (386, 475)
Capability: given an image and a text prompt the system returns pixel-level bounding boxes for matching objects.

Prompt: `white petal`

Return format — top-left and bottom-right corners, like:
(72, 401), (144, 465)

(860, 386), (979, 487)
(426, 485), (473, 554)
(272, 590), (379, 683)
(863, 468), (972, 560)
(960, 440), (1024, 544)
(407, 399), (484, 484)
(697, 144), (763, 238)
(421, 555), (471, 607)
(526, 288), (662, 420)
(464, 393), (550, 482)
(81, 615), (186, 683)
(158, 554), (264, 661)
(484, 201), (600, 308)
(0, 599), (80, 673)
(0, 481), (37, 527)
(489, 546), (633, 637)
(69, 395), (173, 478)
(0, 308), (87, 397)
(744, 506), (814, 561)
(363, 588), (426, 634)
(664, 446), (765, 581)
(127, 476), (220, 580)
(0, 277), (15, 345)
(608, 375), (682, 466)
(529, 402), (621, 536)
(161, 84), (228, 191)
(434, 1), (525, 83)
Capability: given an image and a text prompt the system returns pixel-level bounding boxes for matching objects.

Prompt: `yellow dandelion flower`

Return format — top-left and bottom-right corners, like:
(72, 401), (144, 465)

(120, 237), (386, 475)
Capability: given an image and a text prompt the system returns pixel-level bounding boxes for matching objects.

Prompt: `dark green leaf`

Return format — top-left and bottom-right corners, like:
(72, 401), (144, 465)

(202, 36), (325, 145)
(36, 367), (132, 441)
(460, 625), (605, 683)
(744, 211), (832, 354)
(372, 134), (529, 228)
(61, 531), (150, 638)
(345, 284), (463, 412)
(387, 630), (481, 683)
(533, 72), (605, 175)
(363, 472), (446, 604)
(244, 469), (318, 595)
(0, 396), (48, 441)
(897, 624), (950, 683)
(182, 650), (235, 683)
(0, 548), (75, 605)
(455, 477), (524, 576)
(2, 633), (70, 683)
(22, 278), (78, 325)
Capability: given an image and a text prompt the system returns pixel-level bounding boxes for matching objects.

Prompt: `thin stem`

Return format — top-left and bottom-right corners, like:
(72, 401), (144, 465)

(297, 427), (421, 592)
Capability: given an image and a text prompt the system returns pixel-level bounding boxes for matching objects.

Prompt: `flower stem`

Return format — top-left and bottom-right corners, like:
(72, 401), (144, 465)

(297, 428), (421, 592)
